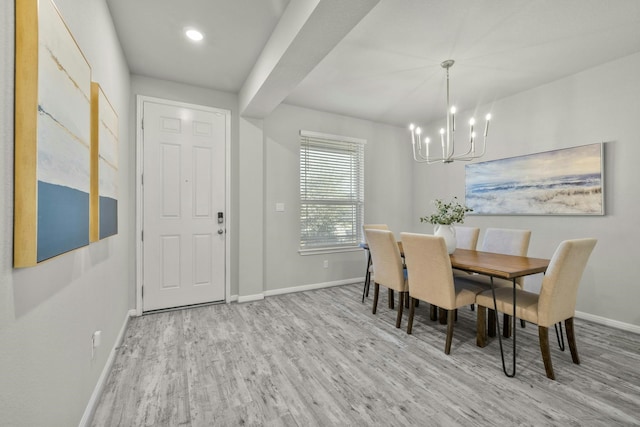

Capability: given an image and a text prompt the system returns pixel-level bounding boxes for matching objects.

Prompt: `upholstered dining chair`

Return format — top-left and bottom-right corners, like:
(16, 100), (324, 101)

(452, 226), (480, 277)
(365, 229), (408, 328)
(401, 232), (486, 354)
(454, 226), (480, 251)
(475, 238), (597, 379)
(362, 224), (390, 303)
(452, 226), (481, 312)
(459, 228), (532, 334)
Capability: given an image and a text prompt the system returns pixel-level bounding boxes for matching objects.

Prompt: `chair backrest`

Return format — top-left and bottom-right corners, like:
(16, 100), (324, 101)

(363, 224), (389, 238)
(401, 232), (455, 309)
(454, 226), (480, 250)
(481, 228), (531, 286)
(537, 238), (597, 327)
(481, 228), (531, 256)
(363, 224), (389, 249)
(364, 229), (406, 292)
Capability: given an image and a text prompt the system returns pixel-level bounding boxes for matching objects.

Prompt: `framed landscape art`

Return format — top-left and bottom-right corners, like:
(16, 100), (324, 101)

(14, 0), (92, 266)
(90, 83), (119, 242)
(465, 143), (604, 216)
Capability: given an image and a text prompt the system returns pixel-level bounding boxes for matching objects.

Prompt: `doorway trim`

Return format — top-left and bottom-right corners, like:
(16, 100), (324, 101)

(135, 95), (231, 316)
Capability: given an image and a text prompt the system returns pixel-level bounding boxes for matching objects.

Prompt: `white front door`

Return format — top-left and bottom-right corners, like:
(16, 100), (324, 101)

(142, 100), (227, 312)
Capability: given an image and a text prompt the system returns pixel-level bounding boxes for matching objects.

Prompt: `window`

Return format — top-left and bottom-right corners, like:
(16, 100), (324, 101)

(299, 130), (365, 253)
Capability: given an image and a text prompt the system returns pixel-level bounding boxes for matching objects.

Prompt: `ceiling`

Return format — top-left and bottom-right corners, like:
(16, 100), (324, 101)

(106, 0), (640, 127)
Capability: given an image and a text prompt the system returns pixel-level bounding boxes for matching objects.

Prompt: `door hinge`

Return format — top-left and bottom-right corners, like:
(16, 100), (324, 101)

(141, 118), (144, 130)
(142, 286), (144, 298)
(141, 230), (144, 241)
(141, 173), (143, 185)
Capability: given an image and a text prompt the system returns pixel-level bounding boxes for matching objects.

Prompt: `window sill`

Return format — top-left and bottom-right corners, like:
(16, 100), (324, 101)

(298, 246), (363, 256)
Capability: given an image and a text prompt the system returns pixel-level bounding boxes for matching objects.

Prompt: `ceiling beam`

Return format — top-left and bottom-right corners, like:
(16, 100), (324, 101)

(238, 0), (380, 119)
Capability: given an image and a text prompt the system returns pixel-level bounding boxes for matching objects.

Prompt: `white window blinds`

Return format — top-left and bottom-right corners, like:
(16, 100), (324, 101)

(299, 130), (365, 252)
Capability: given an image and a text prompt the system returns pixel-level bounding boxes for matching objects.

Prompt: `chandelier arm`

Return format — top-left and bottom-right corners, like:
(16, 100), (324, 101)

(475, 135), (488, 157)
(412, 139), (431, 162)
(414, 140), (450, 163)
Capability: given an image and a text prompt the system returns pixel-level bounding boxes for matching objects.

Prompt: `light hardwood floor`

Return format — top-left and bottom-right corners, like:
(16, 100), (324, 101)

(91, 283), (640, 426)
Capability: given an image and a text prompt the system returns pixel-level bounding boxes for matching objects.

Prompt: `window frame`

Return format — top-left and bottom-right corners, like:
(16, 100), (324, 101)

(299, 130), (366, 255)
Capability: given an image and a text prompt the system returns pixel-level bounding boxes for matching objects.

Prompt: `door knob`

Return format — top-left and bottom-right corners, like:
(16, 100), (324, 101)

(217, 229), (224, 235)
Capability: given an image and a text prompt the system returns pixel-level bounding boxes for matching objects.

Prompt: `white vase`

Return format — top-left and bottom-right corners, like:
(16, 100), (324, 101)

(434, 224), (457, 254)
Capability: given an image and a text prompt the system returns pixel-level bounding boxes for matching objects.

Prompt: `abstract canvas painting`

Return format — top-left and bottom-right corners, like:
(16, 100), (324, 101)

(14, 0), (92, 266)
(90, 83), (119, 241)
(465, 143), (604, 215)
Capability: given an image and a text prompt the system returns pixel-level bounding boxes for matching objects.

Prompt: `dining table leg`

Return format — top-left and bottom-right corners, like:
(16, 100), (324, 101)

(490, 276), (518, 378)
(361, 252), (372, 303)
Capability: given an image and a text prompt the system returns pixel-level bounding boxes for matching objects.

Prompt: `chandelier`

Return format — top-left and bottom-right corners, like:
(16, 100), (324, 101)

(409, 60), (491, 163)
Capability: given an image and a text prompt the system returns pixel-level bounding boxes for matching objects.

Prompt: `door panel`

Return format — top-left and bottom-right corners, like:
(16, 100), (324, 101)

(142, 101), (226, 311)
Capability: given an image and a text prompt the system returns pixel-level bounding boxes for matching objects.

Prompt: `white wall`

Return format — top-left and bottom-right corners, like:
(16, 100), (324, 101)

(263, 103), (415, 291)
(0, 1), (132, 426)
(124, 85), (416, 298)
(412, 53), (640, 329)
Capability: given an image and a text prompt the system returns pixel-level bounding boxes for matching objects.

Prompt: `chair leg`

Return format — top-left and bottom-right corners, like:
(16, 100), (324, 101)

(429, 304), (437, 321)
(470, 304), (475, 311)
(372, 283), (379, 314)
(503, 313), (511, 338)
(445, 309), (456, 354)
(407, 297), (416, 334)
(565, 317), (580, 365)
(538, 326), (555, 380)
(439, 307), (447, 325)
(388, 289), (394, 309)
(395, 291), (404, 328)
(488, 310), (496, 337)
(476, 305), (487, 347)
(521, 319), (526, 328)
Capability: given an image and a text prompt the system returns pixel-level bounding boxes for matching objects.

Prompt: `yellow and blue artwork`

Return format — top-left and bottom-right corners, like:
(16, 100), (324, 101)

(90, 83), (119, 242)
(14, 0), (92, 266)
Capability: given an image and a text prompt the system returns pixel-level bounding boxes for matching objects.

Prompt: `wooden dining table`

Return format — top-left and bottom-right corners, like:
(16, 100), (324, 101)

(361, 243), (550, 377)
(449, 248), (549, 377)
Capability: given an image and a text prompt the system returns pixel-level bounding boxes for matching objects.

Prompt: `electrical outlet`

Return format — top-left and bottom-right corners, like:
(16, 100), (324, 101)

(323, 260), (329, 268)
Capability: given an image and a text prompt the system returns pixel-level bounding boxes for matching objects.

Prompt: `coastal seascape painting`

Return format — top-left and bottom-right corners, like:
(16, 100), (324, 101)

(465, 143), (604, 215)
(14, 0), (92, 266)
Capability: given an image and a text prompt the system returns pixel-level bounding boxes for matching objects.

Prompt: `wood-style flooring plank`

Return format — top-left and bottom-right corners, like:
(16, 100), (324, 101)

(91, 283), (640, 426)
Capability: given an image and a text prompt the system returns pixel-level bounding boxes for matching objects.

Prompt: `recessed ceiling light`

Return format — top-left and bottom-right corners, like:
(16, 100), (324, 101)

(185, 28), (204, 42)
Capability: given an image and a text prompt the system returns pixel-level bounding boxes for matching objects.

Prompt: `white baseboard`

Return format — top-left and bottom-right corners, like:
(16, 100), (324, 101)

(235, 277), (364, 302)
(78, 309), (134, 427)
(264, 277), (363, 297)
(575, 310), (640, 334)
(237, 293), (265, 303)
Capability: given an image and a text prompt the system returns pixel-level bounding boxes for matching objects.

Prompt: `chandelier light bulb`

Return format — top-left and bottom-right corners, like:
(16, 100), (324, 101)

(409, 123), (415, 131)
